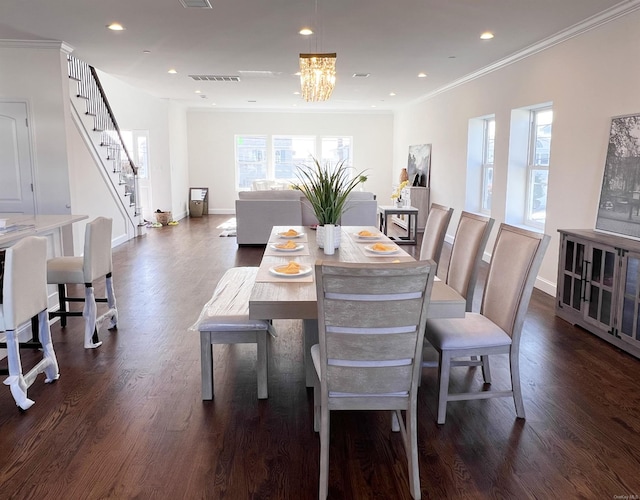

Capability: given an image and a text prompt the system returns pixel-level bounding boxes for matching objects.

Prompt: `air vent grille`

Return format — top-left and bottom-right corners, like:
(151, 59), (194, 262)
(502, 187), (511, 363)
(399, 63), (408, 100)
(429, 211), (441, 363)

(188, 75), (240, 82)
(179, 0), (212, 8)
(352, 73), (370, 78)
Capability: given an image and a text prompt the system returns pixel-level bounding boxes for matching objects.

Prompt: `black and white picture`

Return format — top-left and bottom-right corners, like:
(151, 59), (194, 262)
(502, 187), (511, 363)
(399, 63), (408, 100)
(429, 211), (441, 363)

(596, 114), (640, 239)
(407, 144), (431, 188)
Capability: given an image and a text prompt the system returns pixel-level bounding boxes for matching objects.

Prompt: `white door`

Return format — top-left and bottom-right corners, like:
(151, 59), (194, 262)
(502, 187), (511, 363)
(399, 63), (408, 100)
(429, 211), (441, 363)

(0, 102), (36, 214)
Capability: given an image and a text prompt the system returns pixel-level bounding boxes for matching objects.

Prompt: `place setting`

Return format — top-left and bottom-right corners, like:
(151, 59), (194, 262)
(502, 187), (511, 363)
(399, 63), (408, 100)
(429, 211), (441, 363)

(255, 258), (315, 283)
(269, 227), (309, 243)
(264, 239), (310, 256)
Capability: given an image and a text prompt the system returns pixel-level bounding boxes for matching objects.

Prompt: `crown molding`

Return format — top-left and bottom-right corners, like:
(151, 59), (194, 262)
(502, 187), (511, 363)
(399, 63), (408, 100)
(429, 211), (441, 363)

(0, 39), (74, 54)
(407, 0), (640, 107)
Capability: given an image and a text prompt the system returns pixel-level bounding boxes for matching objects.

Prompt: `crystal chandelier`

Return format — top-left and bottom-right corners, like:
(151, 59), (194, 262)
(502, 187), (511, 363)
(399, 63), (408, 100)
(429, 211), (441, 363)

(299, 53), (336, 102)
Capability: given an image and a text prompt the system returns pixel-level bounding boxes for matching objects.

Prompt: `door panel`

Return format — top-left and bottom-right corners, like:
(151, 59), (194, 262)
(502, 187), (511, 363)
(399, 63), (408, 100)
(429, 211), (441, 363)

(0, 102), (35, 213)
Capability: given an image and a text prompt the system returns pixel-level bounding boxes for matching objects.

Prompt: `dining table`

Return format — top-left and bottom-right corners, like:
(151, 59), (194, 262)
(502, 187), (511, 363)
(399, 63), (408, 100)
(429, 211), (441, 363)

(249, 225), (466, 386)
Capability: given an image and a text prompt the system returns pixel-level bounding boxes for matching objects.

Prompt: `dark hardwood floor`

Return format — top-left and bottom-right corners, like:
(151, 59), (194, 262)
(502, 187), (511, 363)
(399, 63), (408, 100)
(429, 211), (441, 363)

(1, 215), (639, 499)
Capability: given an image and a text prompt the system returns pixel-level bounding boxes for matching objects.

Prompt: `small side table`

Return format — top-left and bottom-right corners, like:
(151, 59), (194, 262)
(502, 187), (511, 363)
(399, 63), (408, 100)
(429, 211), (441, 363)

(378, 205), (419, 245)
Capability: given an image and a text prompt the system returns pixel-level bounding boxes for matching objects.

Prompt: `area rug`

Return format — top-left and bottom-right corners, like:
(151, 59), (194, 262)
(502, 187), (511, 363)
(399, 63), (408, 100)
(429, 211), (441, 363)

(217, 217), (237, 237)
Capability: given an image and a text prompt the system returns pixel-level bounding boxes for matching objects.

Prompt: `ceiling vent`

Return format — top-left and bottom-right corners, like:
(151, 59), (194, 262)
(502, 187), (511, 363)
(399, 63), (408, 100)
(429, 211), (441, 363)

(188, 75), (240, 82)
(179, 0), (212, 8)
(352, 73), (370, 78)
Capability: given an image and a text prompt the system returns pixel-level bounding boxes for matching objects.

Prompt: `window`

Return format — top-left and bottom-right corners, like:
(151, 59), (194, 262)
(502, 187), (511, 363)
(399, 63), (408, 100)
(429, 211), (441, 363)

(235, 135), (267, 190)
(235, 135), (353, 190)
(526, 108), (552, 226)
(481, 118), (495, 213)
(273, 136), (315, 180)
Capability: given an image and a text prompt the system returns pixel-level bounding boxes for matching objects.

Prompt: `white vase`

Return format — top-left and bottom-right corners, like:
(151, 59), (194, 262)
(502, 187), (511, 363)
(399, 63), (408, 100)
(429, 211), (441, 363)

(316, 224), (341, 250)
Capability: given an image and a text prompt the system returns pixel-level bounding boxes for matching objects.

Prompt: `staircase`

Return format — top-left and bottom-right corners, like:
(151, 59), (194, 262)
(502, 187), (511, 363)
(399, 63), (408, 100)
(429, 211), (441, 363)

(67, 54), (143, 238)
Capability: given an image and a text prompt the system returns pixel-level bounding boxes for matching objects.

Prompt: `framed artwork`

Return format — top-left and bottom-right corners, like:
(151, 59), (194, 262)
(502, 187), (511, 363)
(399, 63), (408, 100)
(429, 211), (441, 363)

(596, 113), (640, 239)
(407, 144), (431, 187)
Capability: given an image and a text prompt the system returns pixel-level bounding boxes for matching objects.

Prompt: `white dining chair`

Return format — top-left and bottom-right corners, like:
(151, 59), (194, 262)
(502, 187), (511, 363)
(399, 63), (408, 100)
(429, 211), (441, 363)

(422, 211), (494, 368)
(0, 236), (60, 410)
(419, 203), (453, 273)
(47, 217), (117, 348)
(313, 260), (436, 499)
(425, 224), (550, 424)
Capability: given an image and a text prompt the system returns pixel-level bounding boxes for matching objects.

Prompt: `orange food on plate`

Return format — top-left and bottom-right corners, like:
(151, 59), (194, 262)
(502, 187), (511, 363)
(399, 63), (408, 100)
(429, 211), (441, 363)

(358, 230), (376, 237)
(282, 229), (299, 237)
(275, 261), (302, 274)
(276, 240), (298, 249)
(372, 243), (395, 252)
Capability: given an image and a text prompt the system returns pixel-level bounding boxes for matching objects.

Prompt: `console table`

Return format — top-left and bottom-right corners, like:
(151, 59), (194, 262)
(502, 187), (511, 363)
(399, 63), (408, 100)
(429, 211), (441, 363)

(378, 205), (418, 245)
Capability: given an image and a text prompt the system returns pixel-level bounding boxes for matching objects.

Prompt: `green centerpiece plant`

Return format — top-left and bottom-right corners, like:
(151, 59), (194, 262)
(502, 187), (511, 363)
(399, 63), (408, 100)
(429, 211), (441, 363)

(293, 157), (368, 250)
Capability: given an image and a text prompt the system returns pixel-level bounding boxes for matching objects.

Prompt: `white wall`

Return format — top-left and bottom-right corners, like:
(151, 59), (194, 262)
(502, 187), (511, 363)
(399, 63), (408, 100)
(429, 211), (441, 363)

(394, 10), (640, 295)
(168, 101), (190, 220)
(187, 110), (394, 212)
(0, 42), (72, 214)
(97, 71), (176, 218)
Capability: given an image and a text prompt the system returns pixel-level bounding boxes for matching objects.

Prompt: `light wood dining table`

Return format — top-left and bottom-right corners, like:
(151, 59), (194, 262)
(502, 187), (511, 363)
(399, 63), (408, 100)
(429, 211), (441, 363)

(249, 225), (466, 386)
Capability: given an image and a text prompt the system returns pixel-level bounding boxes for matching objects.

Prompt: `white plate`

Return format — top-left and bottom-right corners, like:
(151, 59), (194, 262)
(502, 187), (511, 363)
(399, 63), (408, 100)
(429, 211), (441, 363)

(269, 264), (313, 277)
(277, 231), (304, 239)
(270, 243), (304, 252)
(354, 232), (383, 240)
(365, 243), (399, 255)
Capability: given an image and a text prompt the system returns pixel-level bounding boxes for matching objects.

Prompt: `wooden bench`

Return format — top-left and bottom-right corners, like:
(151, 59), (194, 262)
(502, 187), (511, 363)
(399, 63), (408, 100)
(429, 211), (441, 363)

(193, 267), (273, 399)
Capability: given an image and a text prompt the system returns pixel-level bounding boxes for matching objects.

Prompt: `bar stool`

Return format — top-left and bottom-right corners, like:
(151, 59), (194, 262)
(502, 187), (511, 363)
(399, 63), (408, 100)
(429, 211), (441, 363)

(0, 236), (60, 410)
(47, 217), (117, 349)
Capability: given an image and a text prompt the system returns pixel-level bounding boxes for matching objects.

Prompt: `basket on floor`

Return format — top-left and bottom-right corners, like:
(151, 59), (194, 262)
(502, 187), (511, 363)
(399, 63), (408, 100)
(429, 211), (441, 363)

(155, 211), (172, 226)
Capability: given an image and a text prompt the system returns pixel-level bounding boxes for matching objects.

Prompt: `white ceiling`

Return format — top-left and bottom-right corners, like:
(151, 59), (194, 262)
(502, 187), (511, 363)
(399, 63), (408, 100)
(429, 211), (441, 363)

(0, 0), (636, 111)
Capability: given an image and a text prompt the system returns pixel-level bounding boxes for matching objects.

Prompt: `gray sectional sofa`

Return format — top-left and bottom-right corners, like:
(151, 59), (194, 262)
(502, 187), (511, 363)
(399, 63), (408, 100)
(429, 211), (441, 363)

(235, 189), (378, 245)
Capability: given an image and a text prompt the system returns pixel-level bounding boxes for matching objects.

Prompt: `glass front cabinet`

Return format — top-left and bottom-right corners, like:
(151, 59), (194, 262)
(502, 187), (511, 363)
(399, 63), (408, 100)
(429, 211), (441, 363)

(557, 229), (640, 359)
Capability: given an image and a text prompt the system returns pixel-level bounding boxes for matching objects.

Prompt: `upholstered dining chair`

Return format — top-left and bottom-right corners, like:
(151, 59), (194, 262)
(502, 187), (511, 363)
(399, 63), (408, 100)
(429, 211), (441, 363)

(312, 260), (436, 499)
(422, 211), (494, 368)
(0, 236), (59, 410)
(419, 203), (454, 273)
(47, 217), (117, 348)
(425, 224), (550, 424)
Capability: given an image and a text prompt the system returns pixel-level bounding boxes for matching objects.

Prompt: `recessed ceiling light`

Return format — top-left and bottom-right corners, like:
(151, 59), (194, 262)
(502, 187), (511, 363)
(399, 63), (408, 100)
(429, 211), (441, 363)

(107, 23), (125, 31)
(211, 103), (217, 106)
(299, 28), (313, 36)
(168, 69), (177, 74)
(389, 92), (396, 96)
(195, 90), (201, 94)
(293, 91), (300, 95)
(417, 72), (427, 78)
(371, 105), (377, 108)
(480, 32), (494, 40)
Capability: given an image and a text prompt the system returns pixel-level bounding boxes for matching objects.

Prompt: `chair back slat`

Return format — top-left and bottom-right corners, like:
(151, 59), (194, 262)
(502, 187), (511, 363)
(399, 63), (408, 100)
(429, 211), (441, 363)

(446, 212), (494, 311)
(419, 203), (454, 269)
(481, 224), (550, 337)
(316, 260), (435, 399)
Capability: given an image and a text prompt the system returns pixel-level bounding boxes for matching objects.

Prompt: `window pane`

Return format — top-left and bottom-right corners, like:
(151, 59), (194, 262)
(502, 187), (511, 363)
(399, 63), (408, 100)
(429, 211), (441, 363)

(484, 119), (495, 165)
(236, 135), (267, 190)
(321, 137), (352, 169)
(274, 136), (315, 180)
(528, 168), (548, 223)
(533, 109), (552, 167)
(482, 165), (493, 212)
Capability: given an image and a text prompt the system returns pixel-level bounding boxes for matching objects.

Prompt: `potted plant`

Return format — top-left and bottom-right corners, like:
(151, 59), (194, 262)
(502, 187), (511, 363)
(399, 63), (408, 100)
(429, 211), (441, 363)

(294, 157), (367, 251)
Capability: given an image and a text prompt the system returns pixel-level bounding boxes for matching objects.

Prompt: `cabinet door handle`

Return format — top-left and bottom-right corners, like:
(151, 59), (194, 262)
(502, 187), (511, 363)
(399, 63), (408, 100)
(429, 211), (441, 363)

(582, 260), (591, 302)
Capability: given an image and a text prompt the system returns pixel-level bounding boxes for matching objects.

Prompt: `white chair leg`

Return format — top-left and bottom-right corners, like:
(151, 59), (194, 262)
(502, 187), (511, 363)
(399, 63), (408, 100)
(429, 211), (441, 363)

(391, 411), (400, 432)
(319, 406), (330, 499)
(38, 310), (60, 383)
(83, 285), (102, 349)
(436, 351), (452, 425)
(481, 355), (492, 384)
(105, 275), (118, 328)
(510, 352), (525, 419)
(407, 406), (421, 499)
(3, 329), (34, 410)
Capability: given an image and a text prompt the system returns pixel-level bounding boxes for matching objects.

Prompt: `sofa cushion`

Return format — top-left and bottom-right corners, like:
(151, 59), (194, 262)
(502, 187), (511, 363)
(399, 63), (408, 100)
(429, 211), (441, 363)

(238, 190), (302, 201)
